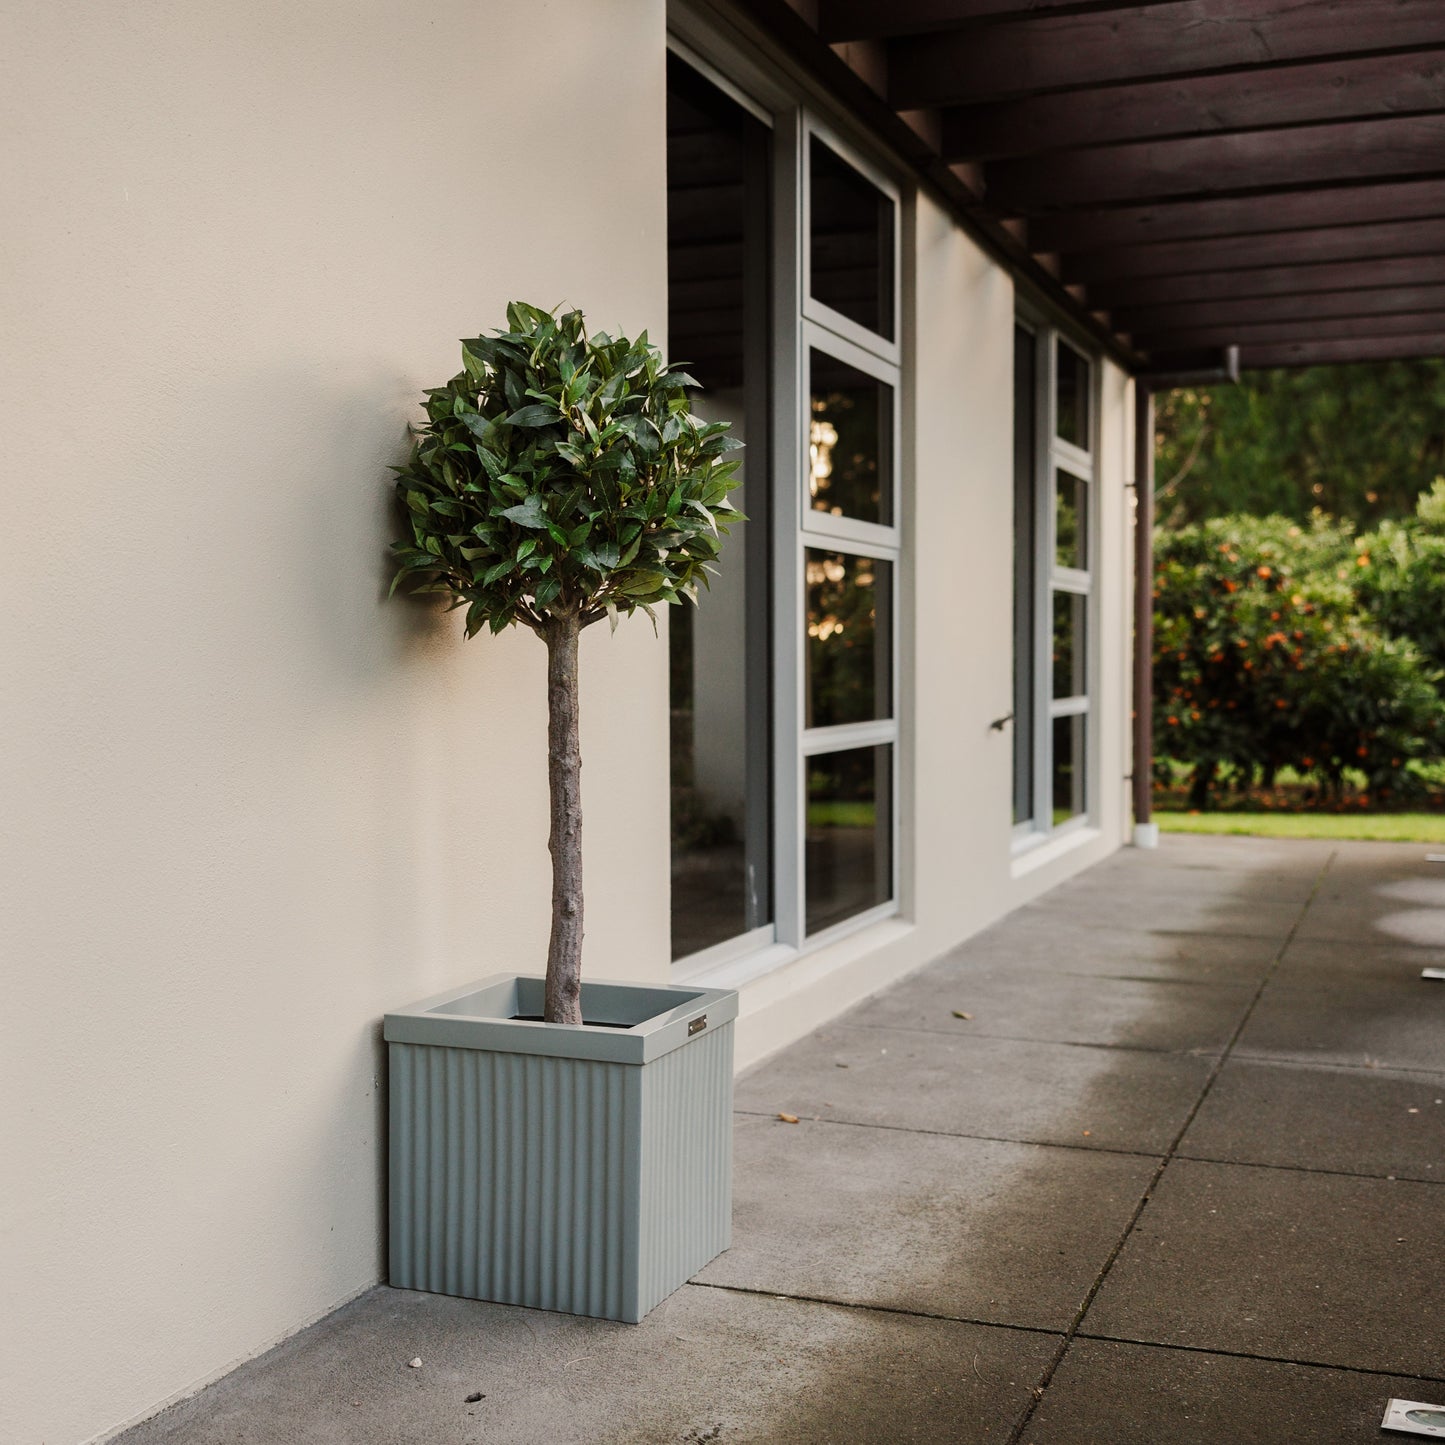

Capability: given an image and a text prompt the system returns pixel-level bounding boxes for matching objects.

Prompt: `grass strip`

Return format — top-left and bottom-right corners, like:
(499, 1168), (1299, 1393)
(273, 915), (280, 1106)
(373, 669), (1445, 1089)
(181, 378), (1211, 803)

(1155, 810), (1445, 842)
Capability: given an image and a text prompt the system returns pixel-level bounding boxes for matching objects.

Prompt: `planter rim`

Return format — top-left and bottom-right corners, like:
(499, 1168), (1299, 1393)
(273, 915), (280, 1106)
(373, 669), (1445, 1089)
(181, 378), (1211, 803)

(384, 973), (738, 1065)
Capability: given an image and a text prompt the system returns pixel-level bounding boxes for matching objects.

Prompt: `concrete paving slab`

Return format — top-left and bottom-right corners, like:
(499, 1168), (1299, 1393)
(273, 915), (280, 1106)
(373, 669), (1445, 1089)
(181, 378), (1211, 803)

(1292, 844), (1445, 946)
(1016, 886), (1304, 938)
(1084, 1158), (1445, 1378)
(1293, 903), (1445, 950)
(943, 916), (1285, 984)
(737, 1022), (1213, 1153)
(1127, 832), (1329, 861)
(117, 1284), (1058, 1445)
(844, 963), (1255, 1053)
(1275, 934), (1445, 987)
(1024, 1337), (1445, 1445)
(1129, 834), (1335, 869)
(1235, 976), (1445, 1073)
(1073, 838), (1331, 902)
(1178, 1058), (1445, 1182)
(697, 1112), (1158, 1331)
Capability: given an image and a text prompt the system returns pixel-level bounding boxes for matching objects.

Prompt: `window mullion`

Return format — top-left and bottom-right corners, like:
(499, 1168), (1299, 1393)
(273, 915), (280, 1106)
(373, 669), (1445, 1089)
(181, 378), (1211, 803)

(773, 105), (805, 952)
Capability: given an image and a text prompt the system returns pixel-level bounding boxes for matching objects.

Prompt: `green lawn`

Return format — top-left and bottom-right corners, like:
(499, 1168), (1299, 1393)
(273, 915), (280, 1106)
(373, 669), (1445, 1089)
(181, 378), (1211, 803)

(1156, 810), (1445, 843)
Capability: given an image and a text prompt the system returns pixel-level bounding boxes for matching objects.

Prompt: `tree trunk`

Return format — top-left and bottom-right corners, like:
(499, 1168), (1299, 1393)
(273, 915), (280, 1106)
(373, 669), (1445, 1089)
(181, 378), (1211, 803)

(543, 613), (584, 1026)
(1188, 758), (1216, 811)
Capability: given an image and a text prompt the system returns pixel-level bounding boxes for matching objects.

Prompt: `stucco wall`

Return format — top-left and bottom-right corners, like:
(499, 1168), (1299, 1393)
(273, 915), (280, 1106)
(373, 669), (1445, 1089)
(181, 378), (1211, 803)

(1, 4), (669, 1442)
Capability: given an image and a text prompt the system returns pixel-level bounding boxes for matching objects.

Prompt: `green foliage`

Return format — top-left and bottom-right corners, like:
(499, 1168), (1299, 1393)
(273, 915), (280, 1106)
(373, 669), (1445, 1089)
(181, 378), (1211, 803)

(1155, 361), (1445, 528)
(1354, 487), (1445, 678)
(1153, 514), (1445, 805)
(390, 303), (743, 636)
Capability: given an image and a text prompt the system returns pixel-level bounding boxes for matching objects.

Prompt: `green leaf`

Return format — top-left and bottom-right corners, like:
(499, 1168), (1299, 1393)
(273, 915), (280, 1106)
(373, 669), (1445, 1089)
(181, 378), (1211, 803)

(504, 403), (565, 428)
(501, 496), (548, 529)
(460, 413), (496, 445)
(619, 570), (667, 596)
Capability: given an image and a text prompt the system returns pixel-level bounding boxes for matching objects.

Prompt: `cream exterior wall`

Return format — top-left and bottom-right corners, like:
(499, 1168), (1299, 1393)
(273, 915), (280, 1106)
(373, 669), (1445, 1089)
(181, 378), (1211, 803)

(1, 5), (671, 1443)
(3, 8), (1140, 1442)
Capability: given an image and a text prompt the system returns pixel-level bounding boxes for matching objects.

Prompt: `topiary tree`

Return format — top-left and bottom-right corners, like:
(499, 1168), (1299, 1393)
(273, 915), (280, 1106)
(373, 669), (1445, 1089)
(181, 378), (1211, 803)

(389, 303), (742, 1025)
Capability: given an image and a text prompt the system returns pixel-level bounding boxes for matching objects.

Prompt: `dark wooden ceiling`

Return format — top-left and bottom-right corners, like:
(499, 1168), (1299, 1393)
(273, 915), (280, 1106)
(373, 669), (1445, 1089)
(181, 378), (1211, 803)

(736, 0), (1445, 372)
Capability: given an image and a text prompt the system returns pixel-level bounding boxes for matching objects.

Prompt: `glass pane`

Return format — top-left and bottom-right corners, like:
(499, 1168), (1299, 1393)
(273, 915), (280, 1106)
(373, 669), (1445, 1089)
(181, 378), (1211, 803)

(1055, 337), (1090, 450)
(1052, 591), (1087, 700)
(806, 550), (891, 728)
(810, 135), (895, 340)
(667, 55), (773, 960)
(1055, 469), (1089, 571)
(1052, 714), (1086, 825)
(1013, 324), (1037, 827)
(806, 745), (893, 935)
(810, 350), (893, 526)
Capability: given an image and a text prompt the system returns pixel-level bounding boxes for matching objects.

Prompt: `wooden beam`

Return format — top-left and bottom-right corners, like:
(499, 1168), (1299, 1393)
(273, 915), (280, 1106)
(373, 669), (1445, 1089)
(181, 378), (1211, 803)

(1112, 283), (1445, 333)
(941, 50), (1445, 161)
(1132, 310), (1445, 353)
(888, 0), (1445, 108)
(1063, 219), (1445, 284)
(1240, 333), (1445, 367)
(987, 115), (1445, 210)
(1088, 255), (1445, 309)
(1029, 178), (1445, 251)
(1086, 255), (1445, 309)
(821, 0), (1154, 42)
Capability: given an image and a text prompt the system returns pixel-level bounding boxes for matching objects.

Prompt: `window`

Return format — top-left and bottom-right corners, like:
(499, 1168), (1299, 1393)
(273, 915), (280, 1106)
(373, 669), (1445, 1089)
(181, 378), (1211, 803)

(666, 54), (773, 961)
(801, 127), (900, 940)
(667, 43), (902, 968)
(1014, 324), (1095, 840)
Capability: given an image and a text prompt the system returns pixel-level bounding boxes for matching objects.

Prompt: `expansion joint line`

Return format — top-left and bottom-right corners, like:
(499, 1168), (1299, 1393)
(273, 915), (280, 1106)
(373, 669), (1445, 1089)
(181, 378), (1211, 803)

(1003, 849), (1338, 1445)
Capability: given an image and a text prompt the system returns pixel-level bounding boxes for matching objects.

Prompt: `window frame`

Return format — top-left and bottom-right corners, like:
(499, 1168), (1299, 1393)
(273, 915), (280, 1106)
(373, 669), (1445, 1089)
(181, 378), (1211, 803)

(797, 117), (902, 944)
(1013, 314), (1099, 850)
(800, 118), (904, 369)
(663, 44), (779, 971)
(666, 22), (905, 975)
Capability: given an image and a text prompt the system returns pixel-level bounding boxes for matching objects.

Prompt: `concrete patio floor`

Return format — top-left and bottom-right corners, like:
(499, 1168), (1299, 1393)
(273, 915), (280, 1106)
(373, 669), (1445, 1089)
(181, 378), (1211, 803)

(118, 836), (1445, 1444)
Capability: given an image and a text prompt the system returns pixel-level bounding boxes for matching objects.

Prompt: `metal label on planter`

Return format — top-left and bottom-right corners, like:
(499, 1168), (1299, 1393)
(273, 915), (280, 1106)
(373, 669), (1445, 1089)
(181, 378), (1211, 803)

(688, 1015), (707, 1036)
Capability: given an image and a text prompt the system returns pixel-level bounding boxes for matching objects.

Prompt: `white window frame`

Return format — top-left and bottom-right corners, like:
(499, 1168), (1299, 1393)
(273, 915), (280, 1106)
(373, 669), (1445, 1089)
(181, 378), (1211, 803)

(667, 19), (905, 975)
(1013, 317), (1099, 851)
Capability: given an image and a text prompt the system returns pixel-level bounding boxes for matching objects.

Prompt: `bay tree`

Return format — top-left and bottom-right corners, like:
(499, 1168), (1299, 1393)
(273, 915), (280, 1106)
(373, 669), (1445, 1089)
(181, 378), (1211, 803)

(390, 303), (742, 1025)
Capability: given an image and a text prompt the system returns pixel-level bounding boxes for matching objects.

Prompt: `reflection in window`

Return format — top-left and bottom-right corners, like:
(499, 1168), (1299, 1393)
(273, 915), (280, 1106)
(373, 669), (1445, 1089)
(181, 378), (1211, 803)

(806, 745), (892, 935)
(1055, 338), (1091, 451)
(810, 135), (895, 340)
(1052, 591), (1086, 700)
(806, 551), (891, 728)
(1055, 469), (1089, 571)
(1052, 714), (1085, 825)
(810, 351), (893, 526)
(667, 54), (772, 961)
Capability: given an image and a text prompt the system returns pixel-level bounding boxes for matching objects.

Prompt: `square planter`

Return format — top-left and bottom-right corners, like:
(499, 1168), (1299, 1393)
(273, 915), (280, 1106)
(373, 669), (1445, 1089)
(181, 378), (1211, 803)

(384, 974), (737, 1323)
